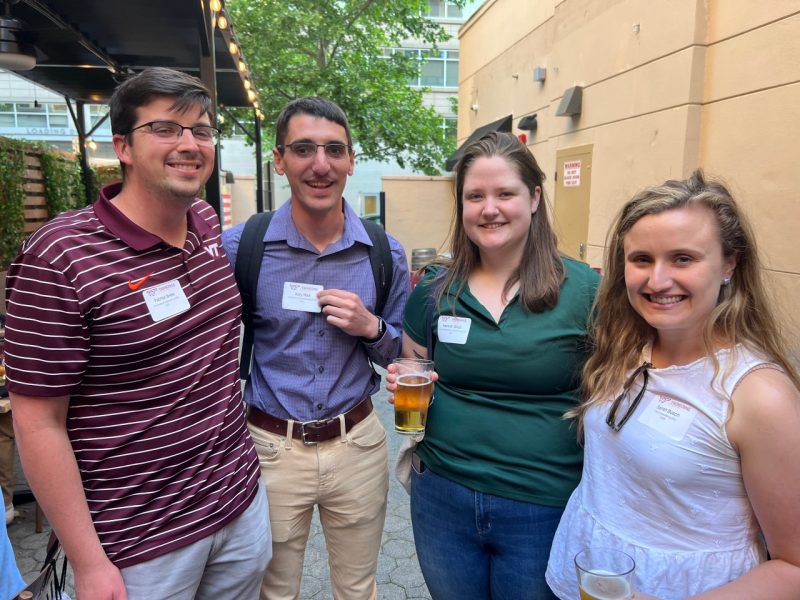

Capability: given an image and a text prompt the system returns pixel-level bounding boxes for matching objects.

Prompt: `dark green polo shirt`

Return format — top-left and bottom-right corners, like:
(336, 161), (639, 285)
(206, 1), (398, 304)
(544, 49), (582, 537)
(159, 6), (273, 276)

(403, 258), (599, 506)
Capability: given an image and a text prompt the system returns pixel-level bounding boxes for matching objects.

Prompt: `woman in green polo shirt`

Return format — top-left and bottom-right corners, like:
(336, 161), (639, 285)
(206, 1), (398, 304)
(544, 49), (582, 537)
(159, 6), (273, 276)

(395, 132), (599, 599)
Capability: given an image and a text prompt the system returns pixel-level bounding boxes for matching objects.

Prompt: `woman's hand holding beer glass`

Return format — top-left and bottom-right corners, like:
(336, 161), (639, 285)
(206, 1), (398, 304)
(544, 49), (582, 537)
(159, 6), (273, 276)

(386, 359), (436, 434)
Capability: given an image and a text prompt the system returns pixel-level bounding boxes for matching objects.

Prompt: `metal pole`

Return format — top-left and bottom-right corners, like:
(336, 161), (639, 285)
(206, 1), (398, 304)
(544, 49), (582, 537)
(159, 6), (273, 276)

(200, 0), (221, 218)
(75, 101), (94, 205)
(254, 109), (264, 213)
(266, 160), (273, 211)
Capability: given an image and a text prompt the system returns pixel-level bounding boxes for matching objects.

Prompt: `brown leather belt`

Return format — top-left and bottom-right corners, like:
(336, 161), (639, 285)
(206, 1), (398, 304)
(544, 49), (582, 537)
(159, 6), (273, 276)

(247, 398), (373, 444)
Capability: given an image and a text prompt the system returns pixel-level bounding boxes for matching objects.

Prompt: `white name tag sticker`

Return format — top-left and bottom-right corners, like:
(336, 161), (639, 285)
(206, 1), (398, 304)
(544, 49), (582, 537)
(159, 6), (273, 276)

(142, 279), (190, 322)
(282, 282), (323, 313)
(637, 394), (697, 441)
(437, 316), (471, 344)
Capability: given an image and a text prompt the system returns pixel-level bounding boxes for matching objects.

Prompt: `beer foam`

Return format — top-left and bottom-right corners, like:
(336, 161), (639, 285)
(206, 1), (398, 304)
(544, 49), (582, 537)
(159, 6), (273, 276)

(397, 374), (432, 386)
(579, 572), (632, 600)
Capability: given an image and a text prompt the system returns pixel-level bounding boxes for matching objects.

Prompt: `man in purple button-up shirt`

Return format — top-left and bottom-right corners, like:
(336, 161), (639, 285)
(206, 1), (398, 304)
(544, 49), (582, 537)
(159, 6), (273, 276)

(222, 97), (409, 600)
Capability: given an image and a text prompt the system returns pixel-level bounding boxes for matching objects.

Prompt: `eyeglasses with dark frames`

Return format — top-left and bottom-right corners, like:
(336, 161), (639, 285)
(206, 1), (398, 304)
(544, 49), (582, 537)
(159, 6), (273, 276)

(277, 142), (352, 160)
(606, 361), (653, 432)
(126, 120), (220, 146)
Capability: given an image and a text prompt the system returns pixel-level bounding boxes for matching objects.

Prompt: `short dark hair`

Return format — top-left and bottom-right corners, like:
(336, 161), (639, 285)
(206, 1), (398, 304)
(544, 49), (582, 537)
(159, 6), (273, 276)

(109, 67), (213, 139)
(274, 97), (352, 150)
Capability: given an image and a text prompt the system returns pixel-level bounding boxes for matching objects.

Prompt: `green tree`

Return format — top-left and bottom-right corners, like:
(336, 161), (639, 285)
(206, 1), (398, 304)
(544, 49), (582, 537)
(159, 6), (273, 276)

(227, 0), (460, 175)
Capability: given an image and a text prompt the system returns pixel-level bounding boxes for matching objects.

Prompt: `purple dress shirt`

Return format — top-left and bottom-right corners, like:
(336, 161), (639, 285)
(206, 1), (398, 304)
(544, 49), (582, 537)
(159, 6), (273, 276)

(222, 201), (409, 421)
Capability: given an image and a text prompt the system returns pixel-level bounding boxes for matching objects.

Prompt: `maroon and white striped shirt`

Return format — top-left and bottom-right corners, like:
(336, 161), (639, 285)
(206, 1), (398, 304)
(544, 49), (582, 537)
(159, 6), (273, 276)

(4, 183), (260, 568)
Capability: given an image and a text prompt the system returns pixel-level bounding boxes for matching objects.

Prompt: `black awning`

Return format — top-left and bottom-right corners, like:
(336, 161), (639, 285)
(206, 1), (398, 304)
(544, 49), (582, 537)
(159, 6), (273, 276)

(445, 114), (513, 171)
(1, 0), (254, 106)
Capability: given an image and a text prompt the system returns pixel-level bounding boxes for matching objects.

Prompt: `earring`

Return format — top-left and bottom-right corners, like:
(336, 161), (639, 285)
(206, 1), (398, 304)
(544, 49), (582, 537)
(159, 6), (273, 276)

(722, 276), (732, 286)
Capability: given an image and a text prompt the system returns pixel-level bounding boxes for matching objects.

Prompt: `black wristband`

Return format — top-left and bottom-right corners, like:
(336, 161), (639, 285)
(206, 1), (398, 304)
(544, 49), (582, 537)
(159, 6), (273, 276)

(360, 317), (385, 343)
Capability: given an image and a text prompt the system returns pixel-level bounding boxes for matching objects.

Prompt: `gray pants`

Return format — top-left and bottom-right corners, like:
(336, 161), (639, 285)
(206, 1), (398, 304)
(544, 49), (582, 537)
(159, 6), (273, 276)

(121, 482), (272, 600)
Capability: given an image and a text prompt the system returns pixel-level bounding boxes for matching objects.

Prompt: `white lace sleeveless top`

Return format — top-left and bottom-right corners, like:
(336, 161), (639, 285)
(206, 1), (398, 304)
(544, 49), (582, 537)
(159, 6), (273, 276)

(546, 345), (774, 599)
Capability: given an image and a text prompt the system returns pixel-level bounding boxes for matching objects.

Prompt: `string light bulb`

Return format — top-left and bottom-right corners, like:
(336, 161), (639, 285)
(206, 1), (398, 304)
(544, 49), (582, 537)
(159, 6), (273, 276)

(216, 15), (228, 30)
(229, 41), (238, 55)
(238, 59), (246, 72)
(247, 89), (256, 102)
(244, 79), (251, 90)
(210, 0), (221, 12)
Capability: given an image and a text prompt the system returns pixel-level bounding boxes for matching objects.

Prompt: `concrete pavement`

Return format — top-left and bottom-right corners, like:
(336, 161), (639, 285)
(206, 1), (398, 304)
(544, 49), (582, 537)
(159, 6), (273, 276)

(7, 373), (431, 599)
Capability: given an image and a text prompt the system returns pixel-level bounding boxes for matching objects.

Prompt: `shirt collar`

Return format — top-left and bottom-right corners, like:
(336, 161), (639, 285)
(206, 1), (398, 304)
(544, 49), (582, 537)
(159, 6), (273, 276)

(93, 182), (210, 251)
(267, 198), (372, 253)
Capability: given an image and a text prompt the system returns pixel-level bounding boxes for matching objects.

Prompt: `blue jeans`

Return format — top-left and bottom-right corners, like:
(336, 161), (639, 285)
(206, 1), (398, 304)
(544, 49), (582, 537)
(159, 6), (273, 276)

(410, 461), (562, 600)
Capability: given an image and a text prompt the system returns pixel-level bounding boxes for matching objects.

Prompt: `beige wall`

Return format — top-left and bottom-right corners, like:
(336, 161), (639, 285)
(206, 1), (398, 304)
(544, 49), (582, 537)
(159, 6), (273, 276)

(229, 175), (257, 227)
(456, 0), (800, 337)
(383, 176), (454, 266)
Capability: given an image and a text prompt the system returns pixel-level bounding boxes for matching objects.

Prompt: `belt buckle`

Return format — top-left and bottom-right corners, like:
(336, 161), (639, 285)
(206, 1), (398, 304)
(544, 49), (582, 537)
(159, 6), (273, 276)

(300, 419), (328, 445)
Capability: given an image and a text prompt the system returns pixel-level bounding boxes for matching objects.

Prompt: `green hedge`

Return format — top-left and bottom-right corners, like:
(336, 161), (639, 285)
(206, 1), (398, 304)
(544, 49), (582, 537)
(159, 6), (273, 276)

(0, 138), (27, 269)
(40, 150), (87, 218)
(0, 136), (121, 270)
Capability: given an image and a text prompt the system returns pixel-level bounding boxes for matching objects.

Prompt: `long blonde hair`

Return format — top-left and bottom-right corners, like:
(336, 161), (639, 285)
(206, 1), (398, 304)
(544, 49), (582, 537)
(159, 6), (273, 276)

(570, 169), (800, 430)
(431, 131), (564, 312)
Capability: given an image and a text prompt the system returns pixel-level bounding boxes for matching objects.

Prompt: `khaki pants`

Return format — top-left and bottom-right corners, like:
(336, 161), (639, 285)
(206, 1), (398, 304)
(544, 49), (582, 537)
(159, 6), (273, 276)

(0, 412), (13, 508)
(248, 410), (389, 600)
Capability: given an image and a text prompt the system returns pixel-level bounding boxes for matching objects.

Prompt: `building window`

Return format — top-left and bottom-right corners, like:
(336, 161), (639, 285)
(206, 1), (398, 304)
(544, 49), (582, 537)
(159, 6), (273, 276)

(15, 102), (47, 127)
(427, 0), (463, 19)
(88, 105), (111, 132)
(363, 193), (379, 216)
(48, 103), (69, 128)
(0, 101), (72, 129)
(387, 48), (459, 88)
(0, 102), (14, 127)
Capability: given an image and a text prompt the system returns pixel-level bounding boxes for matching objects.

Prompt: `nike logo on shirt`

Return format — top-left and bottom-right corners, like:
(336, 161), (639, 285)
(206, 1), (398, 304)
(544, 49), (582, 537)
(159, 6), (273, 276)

(128, 272), (155, 291)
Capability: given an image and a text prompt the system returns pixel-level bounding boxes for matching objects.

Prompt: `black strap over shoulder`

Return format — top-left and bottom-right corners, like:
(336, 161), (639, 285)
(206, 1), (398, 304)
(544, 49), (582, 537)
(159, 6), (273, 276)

(233, 212), (394, 380)
(234, 211), (273, 380)
(361, 218), (393, 317)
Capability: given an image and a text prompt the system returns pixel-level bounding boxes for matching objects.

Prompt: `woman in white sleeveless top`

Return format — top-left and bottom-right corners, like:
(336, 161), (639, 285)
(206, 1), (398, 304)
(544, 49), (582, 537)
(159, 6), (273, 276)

(545, 170), (800, 599)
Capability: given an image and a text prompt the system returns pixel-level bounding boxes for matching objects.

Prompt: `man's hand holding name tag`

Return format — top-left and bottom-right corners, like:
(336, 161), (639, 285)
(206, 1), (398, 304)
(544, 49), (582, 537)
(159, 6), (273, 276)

(282, 283), (380, 339)
(318, 288), (380, 339)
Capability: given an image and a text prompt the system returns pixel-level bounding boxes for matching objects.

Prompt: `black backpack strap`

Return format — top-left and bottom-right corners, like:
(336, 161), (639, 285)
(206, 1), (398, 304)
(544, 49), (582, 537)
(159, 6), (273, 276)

(234, 211), (273, 379)
(360, 218), (393, 317)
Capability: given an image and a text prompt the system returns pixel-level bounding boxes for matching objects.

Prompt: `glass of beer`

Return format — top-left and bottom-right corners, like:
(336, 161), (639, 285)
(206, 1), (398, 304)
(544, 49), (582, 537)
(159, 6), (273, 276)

(392, 358), (434, 434)
(574, 548), (635, 600)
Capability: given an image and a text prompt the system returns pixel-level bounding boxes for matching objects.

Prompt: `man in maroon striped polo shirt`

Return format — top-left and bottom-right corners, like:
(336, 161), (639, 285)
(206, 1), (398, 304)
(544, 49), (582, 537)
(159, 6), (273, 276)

(4, 68), (270, 599)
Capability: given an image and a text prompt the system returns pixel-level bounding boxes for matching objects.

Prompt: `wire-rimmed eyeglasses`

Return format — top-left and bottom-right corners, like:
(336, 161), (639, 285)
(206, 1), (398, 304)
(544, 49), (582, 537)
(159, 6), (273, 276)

(606, 361), (653, 432)
(126, 120), (220, 146)
(277, 142), (352, 160)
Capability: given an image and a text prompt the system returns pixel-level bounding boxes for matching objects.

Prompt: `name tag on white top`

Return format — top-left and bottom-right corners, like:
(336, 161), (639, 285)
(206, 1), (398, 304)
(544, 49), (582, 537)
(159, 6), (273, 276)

(637, 393), (697, 441)
(142, 279), (190, 322)
(437, 316), (471, 344)
(282, 282), (323, 313)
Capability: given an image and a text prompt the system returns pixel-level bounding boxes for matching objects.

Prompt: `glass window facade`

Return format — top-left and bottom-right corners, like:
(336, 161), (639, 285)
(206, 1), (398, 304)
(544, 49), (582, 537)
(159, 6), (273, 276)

(387, 48), (459, 88)
(0, 102), (74, 130)
(427, 0), (463, 19)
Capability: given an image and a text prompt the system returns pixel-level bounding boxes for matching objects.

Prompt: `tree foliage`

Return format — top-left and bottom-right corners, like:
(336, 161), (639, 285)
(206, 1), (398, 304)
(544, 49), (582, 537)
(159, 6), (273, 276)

(226, 0), (460, 175)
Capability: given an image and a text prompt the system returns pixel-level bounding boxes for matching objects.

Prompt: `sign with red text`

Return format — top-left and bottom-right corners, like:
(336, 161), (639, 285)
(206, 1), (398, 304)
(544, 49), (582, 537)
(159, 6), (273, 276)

(563, 160), (582, 187)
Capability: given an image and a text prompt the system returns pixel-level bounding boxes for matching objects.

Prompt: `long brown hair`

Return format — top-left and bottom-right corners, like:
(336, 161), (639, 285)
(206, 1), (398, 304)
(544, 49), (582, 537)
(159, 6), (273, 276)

(570, 169), (800, 430)
(431, 132), (564, 312)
